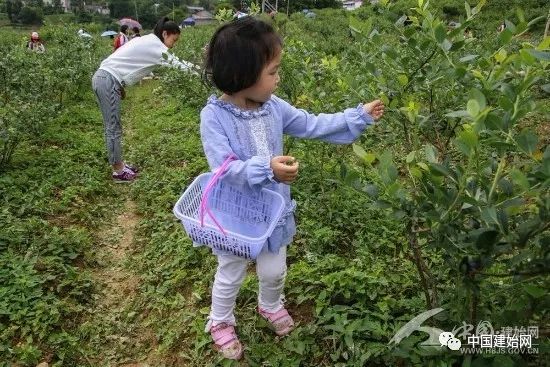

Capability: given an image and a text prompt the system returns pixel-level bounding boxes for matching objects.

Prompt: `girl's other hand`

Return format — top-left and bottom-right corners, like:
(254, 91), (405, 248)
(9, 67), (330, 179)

(363, 99), (385, 121)
(271, 156), (299, 184)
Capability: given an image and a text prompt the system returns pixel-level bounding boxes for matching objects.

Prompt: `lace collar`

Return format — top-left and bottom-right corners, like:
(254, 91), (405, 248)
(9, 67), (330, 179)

(207, 95), (271, 119)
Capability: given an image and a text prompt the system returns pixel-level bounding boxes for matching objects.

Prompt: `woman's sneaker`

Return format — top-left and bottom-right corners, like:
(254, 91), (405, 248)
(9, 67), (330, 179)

(112, 168), (136, 183)
(124, 162), (139, 173)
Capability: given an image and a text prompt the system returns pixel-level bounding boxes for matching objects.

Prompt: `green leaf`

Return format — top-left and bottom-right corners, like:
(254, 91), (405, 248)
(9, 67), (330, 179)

(509, 169), (529, 190)
(498, 178), (513, 195)
(455, 66), (467, 78)
(456, 130), (477, 155)
(344, 168), (361, 187)
(441, 39), (453, 51)
(378, 151), (398, 184)
(464, 2), (471, 18)
(417, 162), (429, 171)
(455, 129), (478, 156)
(353, 143), (368, 161)
(495, 48), (507, 63)
(467, 99), (480, 117)
(459, 54), (479, 63)
(364, 153), (376, 164)
(445, 110), (469, 118)
(374, 200), (392, 209)
(424, 144), (438, 163)
(526, 49), (550, 61)
(537, 36), (550, 50)
(497, 209), (509, 234)
(499, 29), (513, 44)
(475, 229), (500, 252)
(397, 74), (408, 86)
(527, 15), (546, 29)
(434, 24), (446, 44)
(524, 285), (546, 298)
(472, 0), (486, 15)
(516, 8), (525, 23)
(363, 184), (379, 198)
(541, 84), (550, 94)
(520, 49), (537, 64)
(410, 166), (422, 178)
(449, 40), (465, 51)
(498, 95), (514, 111)
(515, 129), (538, 154)
(387, 165), (398, 183)
(428, 163), (451, 177)
(504, 20), (516, 33)
(469, 89), (486, 110)
(481, 207), (498, 225)
(349, 16), (363, 35)
(387, 182), (402, 198)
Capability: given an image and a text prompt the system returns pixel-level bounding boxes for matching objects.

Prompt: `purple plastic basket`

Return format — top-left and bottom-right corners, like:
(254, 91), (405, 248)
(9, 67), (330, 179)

(173, 172), (285, 259)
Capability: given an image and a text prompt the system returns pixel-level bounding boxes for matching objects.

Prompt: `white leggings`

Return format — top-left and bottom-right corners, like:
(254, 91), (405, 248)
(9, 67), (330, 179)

(207, 246), (287, 330)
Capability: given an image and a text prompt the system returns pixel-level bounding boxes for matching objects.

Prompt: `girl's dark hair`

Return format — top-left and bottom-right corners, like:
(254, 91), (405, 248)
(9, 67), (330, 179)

(120, 24), (129, 33)
(154, 17), (180, 42)
(204, 17), (282, 95)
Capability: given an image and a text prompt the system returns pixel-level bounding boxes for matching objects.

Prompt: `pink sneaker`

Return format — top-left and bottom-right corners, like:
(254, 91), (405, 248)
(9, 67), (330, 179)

(112, 168), (136, 183)
(124, 162), (139, 173)
(258, 307), (295, 336)
(210, 323), (243, 360)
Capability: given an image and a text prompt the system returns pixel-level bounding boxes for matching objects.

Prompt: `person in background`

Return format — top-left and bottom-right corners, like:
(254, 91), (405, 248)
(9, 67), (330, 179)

(130, 26), (141, 39)
(78, 29), (93, 38)
(92, 17), (199, 183)
(113, 25), (129, 51)
(27, 32), (45, 53)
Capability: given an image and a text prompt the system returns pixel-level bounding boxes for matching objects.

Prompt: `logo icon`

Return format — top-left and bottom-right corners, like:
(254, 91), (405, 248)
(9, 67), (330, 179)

(388, 308), (445, 348)
(439, 331), (461, 350)
(389, 308), (461, 351)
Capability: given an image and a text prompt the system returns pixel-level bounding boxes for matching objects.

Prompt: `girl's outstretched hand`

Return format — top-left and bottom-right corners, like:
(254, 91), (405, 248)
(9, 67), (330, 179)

(363, 99), (385, 121)
(271, 156), (299, 184)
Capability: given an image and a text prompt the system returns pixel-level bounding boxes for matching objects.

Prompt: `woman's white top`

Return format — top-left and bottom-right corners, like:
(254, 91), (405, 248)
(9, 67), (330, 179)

(99, 34), (196, 86)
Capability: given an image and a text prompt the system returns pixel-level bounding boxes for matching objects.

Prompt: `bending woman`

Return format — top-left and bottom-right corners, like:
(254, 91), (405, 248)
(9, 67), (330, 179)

(92, 17), (197, 182)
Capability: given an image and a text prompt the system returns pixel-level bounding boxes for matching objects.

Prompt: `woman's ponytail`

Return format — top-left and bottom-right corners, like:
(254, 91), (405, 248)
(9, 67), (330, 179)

(154, 16), (180, 42)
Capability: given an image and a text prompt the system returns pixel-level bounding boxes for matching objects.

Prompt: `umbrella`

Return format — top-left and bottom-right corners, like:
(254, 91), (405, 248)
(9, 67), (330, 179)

(101, 30), (118, 37)
(118, 17), (142, 29)
(182, 17), (195, 26)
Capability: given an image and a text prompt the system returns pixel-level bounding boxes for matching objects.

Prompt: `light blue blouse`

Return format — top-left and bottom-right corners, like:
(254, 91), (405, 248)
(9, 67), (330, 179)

(199, 94), (374, 254)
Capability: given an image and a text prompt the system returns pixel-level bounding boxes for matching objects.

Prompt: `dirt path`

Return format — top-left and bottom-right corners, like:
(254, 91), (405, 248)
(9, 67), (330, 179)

(84, 87), (160, 366)
(94, 199), (140, 317)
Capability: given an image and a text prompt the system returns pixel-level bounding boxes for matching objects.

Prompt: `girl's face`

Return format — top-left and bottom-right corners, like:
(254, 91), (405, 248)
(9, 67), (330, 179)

(245, 49), (282, 103)
(163, 32), (180, 48)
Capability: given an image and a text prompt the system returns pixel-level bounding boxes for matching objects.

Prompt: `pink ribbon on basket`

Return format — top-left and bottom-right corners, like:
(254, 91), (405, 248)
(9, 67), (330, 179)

(199, 154), (237, 236)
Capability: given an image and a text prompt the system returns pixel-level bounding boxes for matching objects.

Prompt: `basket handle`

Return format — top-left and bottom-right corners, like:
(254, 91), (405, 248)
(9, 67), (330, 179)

(199, 154), (237, 235)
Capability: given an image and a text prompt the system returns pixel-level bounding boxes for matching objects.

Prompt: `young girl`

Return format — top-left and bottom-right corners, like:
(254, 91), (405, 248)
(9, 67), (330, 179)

(200, 17), (384, 360)
(92, 17), (198, 182)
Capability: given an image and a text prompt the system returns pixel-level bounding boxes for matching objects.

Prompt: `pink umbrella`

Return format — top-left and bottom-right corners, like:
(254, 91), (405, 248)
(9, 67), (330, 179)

(118, 18), (142, 29)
